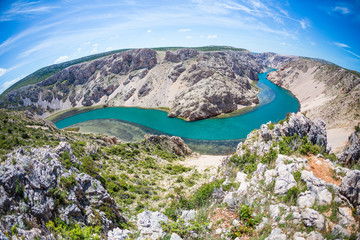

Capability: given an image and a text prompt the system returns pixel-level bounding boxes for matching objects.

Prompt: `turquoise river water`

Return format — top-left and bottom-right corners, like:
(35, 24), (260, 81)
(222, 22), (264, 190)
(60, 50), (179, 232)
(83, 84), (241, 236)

(55, 71), (299, 142)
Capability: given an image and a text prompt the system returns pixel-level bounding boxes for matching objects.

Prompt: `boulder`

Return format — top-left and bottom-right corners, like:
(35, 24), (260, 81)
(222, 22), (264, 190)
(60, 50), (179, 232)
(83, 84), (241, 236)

(301, 208), (325, 230)
(274, 173), (297, 195)
(307, 231), (324, 240)
(170, 233), (183, 240)
(340, 170), (360, 208)
(264, 228), (287, 240)
(137, 211), (168, 240)
(297, 191), (316, 209)
(301, 171), (332, 205)
(180, 210), (197, 223)
(107, 228), (132, 240)
(338, 131), (360, 166)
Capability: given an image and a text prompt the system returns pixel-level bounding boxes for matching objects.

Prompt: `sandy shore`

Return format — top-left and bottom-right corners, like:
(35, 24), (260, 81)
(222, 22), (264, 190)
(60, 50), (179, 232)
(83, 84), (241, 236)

(182, 154), (228, 173)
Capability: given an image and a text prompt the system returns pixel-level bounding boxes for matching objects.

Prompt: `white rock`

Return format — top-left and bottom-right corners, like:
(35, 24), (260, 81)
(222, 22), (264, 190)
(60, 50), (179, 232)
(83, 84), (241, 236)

(265, 228), (287, 240)
(264, 169), (277, 185)
(180, 210), (196, 223)
(293, 232), (306, 240)
(332, 224), (350, 238)
(170, 233), (183, 240)
(215, 228), (222, 234)
(223, 192), (238, 208)
(274, 172), (297, 195)
(307, 231), (324, 240)
(107, 228), (131, 240)
(137, 211), (168, 240)
(301, 208), (325, 230)
(338, 207), (356, 226)
(235, 172), (248, 183)
(297, 191), (316, 209)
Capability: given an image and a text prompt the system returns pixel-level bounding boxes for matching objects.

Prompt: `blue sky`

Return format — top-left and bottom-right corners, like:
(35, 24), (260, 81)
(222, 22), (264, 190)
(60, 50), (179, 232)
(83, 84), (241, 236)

(0, 0), (359, 93)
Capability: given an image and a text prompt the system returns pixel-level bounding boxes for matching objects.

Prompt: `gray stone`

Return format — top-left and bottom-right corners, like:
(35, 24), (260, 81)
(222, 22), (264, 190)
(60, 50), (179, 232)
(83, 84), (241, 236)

(338, 207), (356, 226)
(235, 172), (247, 183)
(0, 231), (8, 240)
(137, 211), (168, 240)
(170, 233), (183, 240)
(264, 228), (287, 240)
(332, 224), (350, 238)
(108, 228), (132, 240)
(274, 172), (297, 195)
(264, 169), (277, 185)
(340, 170), (360, 208)
(223, 192), (238, 208)
(307, 231), (324, 240)
(338, 131), (360, 165)
(301, 208), (325, 230)
(293, 232), (306, 240)
(180, 210), (196, 223)
(301, 170), (332, 205)
(297, 191), (316, 209)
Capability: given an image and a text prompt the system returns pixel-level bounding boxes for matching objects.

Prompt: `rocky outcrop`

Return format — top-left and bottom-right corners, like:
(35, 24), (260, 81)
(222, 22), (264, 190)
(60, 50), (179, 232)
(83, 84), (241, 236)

(236, 112), (328, 156)
(143, 134), (192, 156)
(0, 142), (126, 238)
(340, 170), (360, 211)
(338, 131), (360, 166)
(137, 211), (168, 240)
(0, 48), (295, 121)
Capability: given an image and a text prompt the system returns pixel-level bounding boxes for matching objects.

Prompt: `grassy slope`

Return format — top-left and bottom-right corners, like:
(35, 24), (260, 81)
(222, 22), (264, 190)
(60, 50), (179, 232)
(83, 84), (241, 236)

(0, 46), (245, 101)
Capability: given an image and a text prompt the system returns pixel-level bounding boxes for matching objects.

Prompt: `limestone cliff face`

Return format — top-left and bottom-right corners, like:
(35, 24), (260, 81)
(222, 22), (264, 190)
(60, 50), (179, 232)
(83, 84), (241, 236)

(267, 58), (360, 152)
(0, 48), (292, 121)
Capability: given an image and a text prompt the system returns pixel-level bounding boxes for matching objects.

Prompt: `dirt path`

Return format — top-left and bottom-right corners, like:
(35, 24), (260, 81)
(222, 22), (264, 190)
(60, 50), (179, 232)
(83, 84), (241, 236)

(182, 154), (228, 173)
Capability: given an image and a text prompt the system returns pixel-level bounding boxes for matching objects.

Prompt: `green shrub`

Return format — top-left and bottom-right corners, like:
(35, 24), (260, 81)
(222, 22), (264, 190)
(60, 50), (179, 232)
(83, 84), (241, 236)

(46, 219), (101, 240)
(60, 174), (76, 190)
(283, 186), (300, 205)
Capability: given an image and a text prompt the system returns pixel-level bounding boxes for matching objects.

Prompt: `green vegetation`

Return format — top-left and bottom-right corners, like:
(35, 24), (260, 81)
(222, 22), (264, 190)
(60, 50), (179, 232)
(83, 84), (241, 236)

(278, 134), (325, 156)
(46, 218), (101, 240)
(228, 205), (259, 239)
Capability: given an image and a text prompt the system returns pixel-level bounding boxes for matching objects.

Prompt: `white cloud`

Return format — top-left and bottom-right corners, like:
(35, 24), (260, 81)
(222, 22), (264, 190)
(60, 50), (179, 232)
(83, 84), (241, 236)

(333, 6), (350, 14)
(92, 43), (99, 47)
(54, 56), (69, 64)
(106, 47), (113, 51)
(299, 19), (308, 29)
(280, 42), (286, 45)
(0, 68), (7, 77)
(147, 29), (152, 33)
(334, 42), (350, 48)
(110, 34), (119, 40)
(186, 36), (193, 39)
(179, 28), (191, 32)
(344, 49), (360, 59)
(207, 34), (218, 39)
(0, 76), (23, 93)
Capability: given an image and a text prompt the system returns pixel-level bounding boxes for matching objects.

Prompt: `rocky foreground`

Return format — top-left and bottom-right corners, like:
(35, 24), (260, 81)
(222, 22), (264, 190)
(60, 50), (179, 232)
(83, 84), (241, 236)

(0, 48), (295, 121)
(0, 110), (359, 239)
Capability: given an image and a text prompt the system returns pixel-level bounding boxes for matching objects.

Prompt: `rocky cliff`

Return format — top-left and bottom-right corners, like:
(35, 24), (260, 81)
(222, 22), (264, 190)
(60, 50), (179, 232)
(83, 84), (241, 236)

(267, 58), (360, 152)
(0, 48), (293, 121)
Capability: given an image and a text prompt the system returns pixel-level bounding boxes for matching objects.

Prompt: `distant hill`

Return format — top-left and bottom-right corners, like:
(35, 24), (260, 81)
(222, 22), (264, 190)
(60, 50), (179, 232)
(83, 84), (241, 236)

(0, 46), (245, 100)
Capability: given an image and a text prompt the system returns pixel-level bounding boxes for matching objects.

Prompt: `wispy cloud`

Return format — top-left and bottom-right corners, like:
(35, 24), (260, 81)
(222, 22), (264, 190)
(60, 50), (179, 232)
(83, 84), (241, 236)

(333, 6), (350, 15)
(109, 34), (119, 40)
(0, 76), (23, 93)
(147, 29), (152, 33)
(0, 68), (7, 77)
(207, 34), (218, 39)
(179, 28), (191, 32)
(344, 49), (360, 59)
(185, 36), (193, 39)
(334, 42), (350, 48)
(1, 0), (59, 21)
(334, 42), (360, 59)
(54, 56), (69, 64)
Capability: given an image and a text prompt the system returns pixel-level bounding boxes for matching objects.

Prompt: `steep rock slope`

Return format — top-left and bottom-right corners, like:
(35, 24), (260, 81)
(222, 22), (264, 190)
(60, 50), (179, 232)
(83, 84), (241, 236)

(267, 58), (360, 152)
(0, 48), (278, 121)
